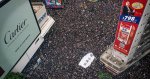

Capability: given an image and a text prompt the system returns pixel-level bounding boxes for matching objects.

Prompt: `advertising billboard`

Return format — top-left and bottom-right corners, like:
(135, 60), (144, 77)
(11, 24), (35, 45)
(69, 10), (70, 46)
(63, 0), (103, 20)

(0, 0), (40, 78)
(114, 0), (148, 55)
(114, 21), (137, 55)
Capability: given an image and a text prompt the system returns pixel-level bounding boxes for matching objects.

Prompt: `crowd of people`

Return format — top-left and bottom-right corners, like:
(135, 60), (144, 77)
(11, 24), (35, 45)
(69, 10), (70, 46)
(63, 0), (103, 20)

(23, 0), (150, 79)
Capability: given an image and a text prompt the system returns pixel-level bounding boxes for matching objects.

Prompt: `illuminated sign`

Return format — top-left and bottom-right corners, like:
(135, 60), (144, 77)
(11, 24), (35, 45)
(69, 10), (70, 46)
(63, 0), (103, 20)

(119, 15), (141, 24)
(0, 0), (40, 78)
(114, 22), (137, 55)
(114, 0), (148, 55)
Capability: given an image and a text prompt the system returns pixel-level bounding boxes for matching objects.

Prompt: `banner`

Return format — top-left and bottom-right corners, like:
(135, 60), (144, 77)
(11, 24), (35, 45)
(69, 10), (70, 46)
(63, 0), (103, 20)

(114, 22), (138, 55)
(114, 0), (148, 55)
(120, 0), (147, 17)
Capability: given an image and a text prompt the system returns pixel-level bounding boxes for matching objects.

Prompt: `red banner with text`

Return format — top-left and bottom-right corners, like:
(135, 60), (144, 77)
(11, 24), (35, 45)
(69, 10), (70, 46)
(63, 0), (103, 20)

(113, 0), (148, 55)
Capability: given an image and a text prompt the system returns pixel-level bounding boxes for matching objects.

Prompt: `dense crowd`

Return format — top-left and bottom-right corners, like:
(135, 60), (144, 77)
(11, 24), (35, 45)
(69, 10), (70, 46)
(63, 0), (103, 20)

(23, 0), (150, 79)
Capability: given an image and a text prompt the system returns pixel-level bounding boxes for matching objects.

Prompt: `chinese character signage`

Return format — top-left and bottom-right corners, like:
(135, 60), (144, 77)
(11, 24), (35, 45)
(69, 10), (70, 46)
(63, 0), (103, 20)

(0, 0), (40, 78)
(114, 0), (148, 55)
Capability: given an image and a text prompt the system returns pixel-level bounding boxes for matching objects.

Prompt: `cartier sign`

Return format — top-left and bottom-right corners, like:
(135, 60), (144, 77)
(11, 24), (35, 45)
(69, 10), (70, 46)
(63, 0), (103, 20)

(0, 0), (40, 78)
(4, 19), (27, 45)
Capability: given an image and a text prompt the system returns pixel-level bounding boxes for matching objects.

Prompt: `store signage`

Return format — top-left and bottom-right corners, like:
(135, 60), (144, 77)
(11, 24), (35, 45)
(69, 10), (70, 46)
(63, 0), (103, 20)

(0, 0), (40, 78)
(114, 22), (137, 55)
(114, 0), (148, 55)
(119, 15), (141, 24)
(4, 19), (27, 45)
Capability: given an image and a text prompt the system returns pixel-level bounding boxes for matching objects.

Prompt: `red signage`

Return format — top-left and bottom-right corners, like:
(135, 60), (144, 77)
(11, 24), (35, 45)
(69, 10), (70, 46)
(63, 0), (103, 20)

(120, 0), (147, 17)
(114, 22), (137, 55)
(113, 0), (148, 55)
